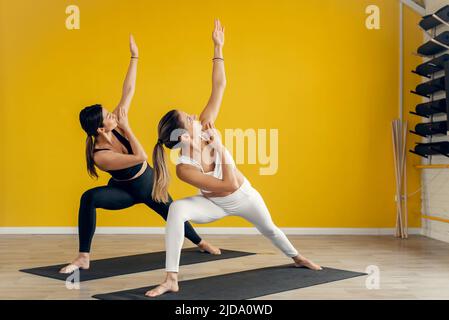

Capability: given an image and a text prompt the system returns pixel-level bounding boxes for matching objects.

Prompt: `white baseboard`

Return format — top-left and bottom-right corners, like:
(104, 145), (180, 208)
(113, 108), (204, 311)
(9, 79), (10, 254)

(0, 227), (422, 235)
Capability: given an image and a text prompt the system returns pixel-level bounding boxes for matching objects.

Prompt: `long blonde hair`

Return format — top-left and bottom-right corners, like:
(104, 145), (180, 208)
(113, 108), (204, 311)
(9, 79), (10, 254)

(152, 110), (184, 203)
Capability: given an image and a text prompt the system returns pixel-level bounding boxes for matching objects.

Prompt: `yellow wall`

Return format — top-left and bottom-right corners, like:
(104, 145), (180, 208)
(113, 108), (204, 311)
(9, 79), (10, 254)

(0, 0), (421, 228)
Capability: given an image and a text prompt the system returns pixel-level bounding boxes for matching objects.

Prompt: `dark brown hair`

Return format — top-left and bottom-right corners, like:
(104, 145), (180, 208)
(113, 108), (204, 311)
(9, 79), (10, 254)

(79, 104), (104, 179)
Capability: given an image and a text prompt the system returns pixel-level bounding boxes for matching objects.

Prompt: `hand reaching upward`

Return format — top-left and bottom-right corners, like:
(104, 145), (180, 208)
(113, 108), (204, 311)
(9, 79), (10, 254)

(212, 18), (225, 47)
(130, 34), (138, 57)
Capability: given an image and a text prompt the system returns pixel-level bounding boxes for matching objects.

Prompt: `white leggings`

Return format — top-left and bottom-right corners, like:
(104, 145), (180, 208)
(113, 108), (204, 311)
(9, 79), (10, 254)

(165, 178), (299, 272)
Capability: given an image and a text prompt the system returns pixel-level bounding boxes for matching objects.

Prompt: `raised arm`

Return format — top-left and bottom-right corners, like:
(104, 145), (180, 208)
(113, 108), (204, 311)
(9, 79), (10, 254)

(113, 34), (139, 116)
(199, 19), (226, 128)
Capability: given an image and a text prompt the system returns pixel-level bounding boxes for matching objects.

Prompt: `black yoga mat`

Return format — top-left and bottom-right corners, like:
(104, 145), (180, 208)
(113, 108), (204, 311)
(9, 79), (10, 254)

(413, 121), (447, 137)
(19, 248), (255, 282)
(418, 31), (449, 56)
(415, 76), (446, 97)
(93, 265), (367, 300)
(419, 5), (449, 31)
(415, 54), (449, 77)
(415, 98), (447, 117)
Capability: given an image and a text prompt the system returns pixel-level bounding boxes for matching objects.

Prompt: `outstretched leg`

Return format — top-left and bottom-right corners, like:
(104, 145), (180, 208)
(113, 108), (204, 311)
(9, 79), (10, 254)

(237, 188), (322, 270)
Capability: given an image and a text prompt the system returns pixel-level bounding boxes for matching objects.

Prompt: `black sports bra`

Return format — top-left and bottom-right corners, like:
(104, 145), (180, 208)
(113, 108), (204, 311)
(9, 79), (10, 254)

(93, 129), (144, 180)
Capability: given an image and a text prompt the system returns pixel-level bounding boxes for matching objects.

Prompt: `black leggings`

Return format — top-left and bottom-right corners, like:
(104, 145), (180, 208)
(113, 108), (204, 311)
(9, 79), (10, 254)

(78, 164), (202, 252)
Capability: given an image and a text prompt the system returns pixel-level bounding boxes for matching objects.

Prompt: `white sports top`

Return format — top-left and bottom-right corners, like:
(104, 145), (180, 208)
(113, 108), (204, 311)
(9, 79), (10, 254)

(177, 147), (236, 194)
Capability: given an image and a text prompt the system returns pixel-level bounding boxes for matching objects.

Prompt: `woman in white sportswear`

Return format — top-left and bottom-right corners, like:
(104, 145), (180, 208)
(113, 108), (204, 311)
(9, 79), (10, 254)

(146, 19), (322, 297)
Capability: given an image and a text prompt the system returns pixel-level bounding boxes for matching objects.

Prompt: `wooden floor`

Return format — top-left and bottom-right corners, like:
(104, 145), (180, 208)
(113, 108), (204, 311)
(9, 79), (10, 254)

(1, 234), (448, 299)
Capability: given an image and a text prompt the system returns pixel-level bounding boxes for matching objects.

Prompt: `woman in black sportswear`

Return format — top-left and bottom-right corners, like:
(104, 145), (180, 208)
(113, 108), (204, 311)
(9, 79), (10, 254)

(60, 35), (220, 274)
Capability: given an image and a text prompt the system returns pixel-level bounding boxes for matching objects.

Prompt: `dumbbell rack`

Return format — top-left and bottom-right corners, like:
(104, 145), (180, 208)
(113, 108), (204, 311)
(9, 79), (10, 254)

(409, 5), (449, 161)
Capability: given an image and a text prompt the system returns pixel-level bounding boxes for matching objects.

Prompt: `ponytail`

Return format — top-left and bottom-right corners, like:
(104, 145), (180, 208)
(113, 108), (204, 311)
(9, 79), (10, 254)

(152, 142), (170, 203)
(152, 109), (184, 202)
(79, 104), (103, 179)
(85, 135), (99, 179)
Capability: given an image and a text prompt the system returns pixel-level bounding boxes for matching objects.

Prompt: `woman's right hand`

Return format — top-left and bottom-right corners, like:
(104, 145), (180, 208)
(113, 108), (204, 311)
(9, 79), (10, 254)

(116, 108), (130, 131)
(204, 123), (223, 151)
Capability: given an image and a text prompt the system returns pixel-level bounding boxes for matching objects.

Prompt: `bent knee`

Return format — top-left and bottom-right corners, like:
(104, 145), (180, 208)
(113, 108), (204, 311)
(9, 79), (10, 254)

(167, 200), (190, 221)
(80, 190), (96, 206)
(168, 200), (186, 214)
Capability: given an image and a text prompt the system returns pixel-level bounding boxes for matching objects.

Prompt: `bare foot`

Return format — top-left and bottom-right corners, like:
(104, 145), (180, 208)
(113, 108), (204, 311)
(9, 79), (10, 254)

(145, 280), (179, 298)
(293, 255), (322, 271)
(198, 240), (221, 255)
(59, 253), (90, 274)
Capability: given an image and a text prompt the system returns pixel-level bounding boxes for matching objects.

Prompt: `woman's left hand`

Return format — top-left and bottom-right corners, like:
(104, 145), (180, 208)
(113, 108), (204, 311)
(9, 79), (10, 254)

(212, 19), (225, 47)
(130, 34), (139, 57)
(116, 108), (130, 131)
